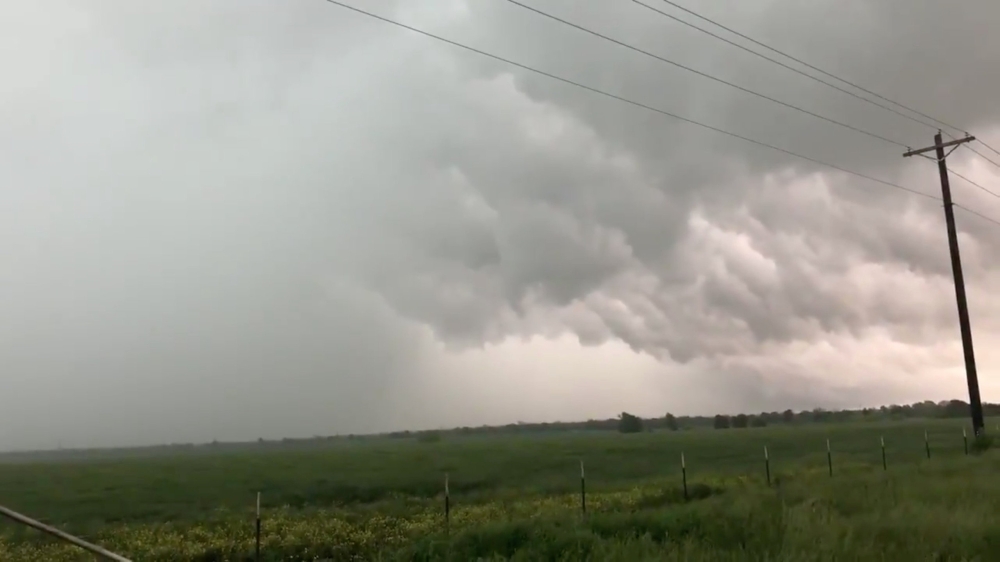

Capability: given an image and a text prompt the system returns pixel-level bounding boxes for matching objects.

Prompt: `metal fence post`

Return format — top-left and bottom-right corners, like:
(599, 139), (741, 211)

(255, 492), (261, 562)
(764, 445), (771, 486)
(681, 452), (688, 501)
(826, 438), (833, 477)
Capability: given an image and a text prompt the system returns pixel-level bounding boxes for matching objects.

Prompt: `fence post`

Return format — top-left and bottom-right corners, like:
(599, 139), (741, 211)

(255, 492), (261, 562)
(580, 460), (586, 515)
(681, 452), (688, 501)
(881, 436), (887, 471)
(444, 473), (450, 533)
(826, 438), (833, 477)
(764, 445), (771, 486)
(924, 430), (931, 459)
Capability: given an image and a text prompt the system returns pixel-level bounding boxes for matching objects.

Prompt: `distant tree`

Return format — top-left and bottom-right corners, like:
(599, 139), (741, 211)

(417, 431), (442, 443)
(750, 416), (767, 428)
(713, 414), (731, 429)
(943, 400), (969, 418)
(782, 409), (795, 424)
(732, 414), (749, 428)
(911, 401), (937, 418)
(831, 409), (853, 423)
(664, 413), (679, 431)
(811, 408), (831, 423)
(619, 412), (644, 434)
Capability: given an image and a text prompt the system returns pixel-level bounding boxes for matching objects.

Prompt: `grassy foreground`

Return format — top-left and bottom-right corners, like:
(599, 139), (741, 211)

(1, 420), (998, 560)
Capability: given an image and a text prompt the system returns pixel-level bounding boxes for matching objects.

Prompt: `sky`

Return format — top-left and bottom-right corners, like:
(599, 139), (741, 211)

(2, 0), (1000, 450)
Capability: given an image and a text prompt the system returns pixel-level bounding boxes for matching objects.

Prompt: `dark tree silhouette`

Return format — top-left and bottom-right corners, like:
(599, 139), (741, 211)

(618, 412), (644, 434)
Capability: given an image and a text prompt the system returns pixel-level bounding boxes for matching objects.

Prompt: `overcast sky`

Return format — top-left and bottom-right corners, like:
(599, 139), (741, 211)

(2, 0), (1000, 450)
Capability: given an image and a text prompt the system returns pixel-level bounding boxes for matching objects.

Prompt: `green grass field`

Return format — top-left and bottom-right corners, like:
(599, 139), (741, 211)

(0, 418), (997, 560)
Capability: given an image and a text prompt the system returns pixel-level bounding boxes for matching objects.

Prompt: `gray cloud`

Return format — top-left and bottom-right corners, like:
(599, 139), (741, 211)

(2, 0), (1000, 449)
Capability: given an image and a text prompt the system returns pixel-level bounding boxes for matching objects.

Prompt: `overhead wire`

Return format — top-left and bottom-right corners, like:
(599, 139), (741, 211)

(650, 0), (1000, 165)
(502, 0), (910, 149)
(637, 0), (1000, 210)
(964, 144), (1000, 170)
(954, 204), (1000, 229)
(509, 0), (1000, 218)
(321, 1), (1000, 229)
(629, 0), (944, 133)
(977, 140), (1000, 158)
(322, 0), (937, 202)
(948, 167), (1000, 200)
(652, 0), (967, 137)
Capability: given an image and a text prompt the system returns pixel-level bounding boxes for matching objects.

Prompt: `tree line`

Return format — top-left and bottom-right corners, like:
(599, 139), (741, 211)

(382, 399), (1000, 438)
(618, 399), (1000, 433)
(12, 399), (991, 460)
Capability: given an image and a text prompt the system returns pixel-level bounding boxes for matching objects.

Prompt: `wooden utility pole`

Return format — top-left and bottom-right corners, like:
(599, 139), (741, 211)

(904, 132), (984, 436)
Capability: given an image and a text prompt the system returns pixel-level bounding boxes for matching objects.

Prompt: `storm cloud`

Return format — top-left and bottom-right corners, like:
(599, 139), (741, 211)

(2, 0), (999, 449)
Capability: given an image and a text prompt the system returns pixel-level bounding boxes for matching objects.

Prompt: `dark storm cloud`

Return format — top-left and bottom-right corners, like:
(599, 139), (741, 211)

(365, 0), (1000, 356)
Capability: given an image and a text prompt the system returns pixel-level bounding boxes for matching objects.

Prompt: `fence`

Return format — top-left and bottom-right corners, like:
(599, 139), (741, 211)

(2, 426), (990, 560)
(239, 427), (984, 557)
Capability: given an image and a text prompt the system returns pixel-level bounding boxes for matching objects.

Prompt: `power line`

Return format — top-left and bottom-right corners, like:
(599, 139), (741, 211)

(644, 0), (1000, 222)
(964, 144), (1000, 170)
(322, 0), (1000, 235)
(955, 203), (1000, 229)
(502, 0), (910, 149)
(630, 0), (944, 133)
(978, 140), (1000, 158)
(948, 167), (1000, 199)
(652, 0), (966, 137)
(642, 0), (1000, 169)
(322, 0), (938, 201)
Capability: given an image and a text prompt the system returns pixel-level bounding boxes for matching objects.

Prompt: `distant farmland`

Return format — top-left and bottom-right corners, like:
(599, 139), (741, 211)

(0, 417), (998, 560)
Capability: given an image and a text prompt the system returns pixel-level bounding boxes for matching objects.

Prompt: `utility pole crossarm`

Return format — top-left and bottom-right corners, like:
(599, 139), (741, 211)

(903, 135), (975, 157)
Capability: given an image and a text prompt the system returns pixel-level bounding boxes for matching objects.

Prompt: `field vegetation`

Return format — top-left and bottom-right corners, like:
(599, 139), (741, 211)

(0, 408), (997, 560)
